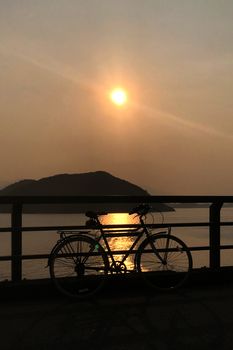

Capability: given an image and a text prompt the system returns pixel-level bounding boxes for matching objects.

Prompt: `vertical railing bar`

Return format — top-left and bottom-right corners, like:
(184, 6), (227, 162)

(11, 202), (23, 282)
(209, 201), (223, 269)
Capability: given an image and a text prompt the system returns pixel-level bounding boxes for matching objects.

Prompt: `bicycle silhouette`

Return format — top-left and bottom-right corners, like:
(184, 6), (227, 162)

(48, 204), (192, 298)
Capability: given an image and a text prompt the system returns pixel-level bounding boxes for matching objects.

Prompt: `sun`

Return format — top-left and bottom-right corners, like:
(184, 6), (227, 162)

(110, 88), (127, 106)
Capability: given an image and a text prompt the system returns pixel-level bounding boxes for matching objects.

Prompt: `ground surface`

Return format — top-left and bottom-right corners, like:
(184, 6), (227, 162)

(1, 277), (233, 350)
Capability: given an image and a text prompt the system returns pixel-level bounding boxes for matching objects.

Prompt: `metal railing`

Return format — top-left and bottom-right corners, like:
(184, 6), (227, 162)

(0, 195), (233, 282)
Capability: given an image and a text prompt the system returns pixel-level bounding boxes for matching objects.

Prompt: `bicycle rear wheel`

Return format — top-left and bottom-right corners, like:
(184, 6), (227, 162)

(49, 235), (108, 298)
(136, 234), (192, 290)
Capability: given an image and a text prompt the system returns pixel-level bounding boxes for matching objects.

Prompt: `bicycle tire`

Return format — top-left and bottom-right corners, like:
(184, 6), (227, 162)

(49, 235), (109, 298)
(136, 234), (192, 290)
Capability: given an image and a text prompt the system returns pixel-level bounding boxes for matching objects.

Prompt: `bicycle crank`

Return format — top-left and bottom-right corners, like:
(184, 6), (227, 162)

(110, 261), (127, 274)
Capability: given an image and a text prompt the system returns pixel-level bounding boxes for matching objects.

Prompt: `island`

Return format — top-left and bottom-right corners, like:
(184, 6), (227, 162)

(0, 171), (173, 213)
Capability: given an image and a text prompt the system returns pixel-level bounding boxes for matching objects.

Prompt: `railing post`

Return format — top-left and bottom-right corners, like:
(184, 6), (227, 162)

(11, 203), (22, 282)
(209, 201), (223, 269)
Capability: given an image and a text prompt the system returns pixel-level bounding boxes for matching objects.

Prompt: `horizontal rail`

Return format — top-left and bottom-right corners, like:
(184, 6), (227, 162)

(1, 221), (233, 233)
(1, 220), (233, 234)
(1, 244), (233, 263)
(0, 195), (233, 203)
(0, 246), (215, 262)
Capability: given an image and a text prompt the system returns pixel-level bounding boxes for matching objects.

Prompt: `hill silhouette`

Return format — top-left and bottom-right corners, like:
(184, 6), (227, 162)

(0, 171), (149, 196)
(0, 171), (173, 213)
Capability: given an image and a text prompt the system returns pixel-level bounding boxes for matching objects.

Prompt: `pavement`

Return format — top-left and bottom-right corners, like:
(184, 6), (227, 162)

(1, 276), (233, 350)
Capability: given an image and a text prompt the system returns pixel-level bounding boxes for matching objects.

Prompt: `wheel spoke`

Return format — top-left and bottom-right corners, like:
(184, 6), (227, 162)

(50, 235), (108, 298)
(137, 234), (192, 290)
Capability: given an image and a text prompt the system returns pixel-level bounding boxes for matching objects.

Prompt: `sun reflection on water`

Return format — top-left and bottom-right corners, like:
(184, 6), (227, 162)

(101, 213), (138, 226)
(100, 213), (140, 272)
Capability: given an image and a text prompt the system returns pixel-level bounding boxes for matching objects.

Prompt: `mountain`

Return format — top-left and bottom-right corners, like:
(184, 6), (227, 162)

(0, 171), (173, 213)
(0, 171), (149, 196)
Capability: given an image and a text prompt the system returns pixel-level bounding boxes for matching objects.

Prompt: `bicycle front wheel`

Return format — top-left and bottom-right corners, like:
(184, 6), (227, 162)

(136, 234), (192, 290)
(49, 235), (108, 298)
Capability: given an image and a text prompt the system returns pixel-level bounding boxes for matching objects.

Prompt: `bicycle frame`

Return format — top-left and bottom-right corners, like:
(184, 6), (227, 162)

(48, 217), (171, 272)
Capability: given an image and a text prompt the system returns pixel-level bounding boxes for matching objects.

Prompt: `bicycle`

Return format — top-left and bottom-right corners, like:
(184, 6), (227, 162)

(48, 204), (193, 298)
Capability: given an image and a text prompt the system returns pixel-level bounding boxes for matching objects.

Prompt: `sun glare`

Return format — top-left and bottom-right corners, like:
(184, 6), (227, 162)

(110, 88), (127, 106)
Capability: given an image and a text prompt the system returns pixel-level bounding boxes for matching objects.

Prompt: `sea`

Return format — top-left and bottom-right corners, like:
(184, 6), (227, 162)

(1, 206), (233, 281)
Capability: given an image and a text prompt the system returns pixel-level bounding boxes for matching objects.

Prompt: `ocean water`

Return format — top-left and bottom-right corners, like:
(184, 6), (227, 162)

(0, 207), (233, 281)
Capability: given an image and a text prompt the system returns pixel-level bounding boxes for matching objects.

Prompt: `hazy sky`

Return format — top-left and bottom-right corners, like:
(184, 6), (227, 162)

(0, 0), (233, 194)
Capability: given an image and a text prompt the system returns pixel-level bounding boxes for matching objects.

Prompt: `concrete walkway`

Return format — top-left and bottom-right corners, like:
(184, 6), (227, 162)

(1, 281), (233, 350)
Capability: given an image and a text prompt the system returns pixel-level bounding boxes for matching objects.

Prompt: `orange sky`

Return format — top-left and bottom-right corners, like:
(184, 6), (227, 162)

(0, 1), (233, 194)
